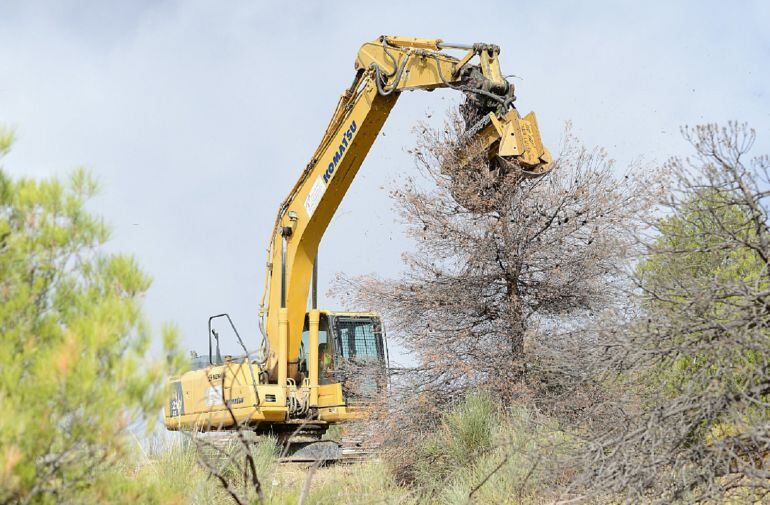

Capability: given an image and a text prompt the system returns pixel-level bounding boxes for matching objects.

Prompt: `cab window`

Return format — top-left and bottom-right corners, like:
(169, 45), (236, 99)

(334, 317), (383, 361)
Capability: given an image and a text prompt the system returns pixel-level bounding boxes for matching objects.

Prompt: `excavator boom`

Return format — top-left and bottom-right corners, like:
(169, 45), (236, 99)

(261, 36), (551, 383)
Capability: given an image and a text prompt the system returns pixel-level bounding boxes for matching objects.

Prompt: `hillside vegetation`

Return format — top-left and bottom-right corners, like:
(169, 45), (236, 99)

(2, 121), (769, 504)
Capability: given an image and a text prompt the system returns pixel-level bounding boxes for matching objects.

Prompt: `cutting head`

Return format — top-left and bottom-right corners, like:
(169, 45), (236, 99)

(442, 97), (553, 212)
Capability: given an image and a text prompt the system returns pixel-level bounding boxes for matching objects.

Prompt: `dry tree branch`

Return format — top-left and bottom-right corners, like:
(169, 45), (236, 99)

(187, 363), (266, 505)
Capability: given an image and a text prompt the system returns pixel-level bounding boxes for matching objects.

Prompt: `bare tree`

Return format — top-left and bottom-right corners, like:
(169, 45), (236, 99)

(567, 123), (770, 503)
(332, 113), (663, 444)
(186, 366), (268, 505)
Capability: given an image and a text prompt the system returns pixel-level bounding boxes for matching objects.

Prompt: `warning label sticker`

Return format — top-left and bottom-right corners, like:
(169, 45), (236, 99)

(304, 176), (326, 218)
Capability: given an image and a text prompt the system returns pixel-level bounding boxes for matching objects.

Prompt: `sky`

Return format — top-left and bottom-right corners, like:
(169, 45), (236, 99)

(1, 0), (769, 364)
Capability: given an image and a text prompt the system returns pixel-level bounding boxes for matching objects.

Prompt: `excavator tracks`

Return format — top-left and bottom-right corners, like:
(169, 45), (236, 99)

(190, 428), (379, 466)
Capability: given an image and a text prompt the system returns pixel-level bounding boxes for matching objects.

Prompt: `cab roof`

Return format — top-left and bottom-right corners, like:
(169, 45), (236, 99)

(317, 310), (380, 318)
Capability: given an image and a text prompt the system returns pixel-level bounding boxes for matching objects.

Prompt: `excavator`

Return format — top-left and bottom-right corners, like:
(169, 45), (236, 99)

(165, 36), (552, 460)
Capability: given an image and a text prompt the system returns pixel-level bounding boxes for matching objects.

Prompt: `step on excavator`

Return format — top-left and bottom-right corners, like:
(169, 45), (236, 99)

(165, 35), (552, 461)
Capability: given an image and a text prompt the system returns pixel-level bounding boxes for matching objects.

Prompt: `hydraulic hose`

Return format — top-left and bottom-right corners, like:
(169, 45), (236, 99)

(372, 52), (411, 95)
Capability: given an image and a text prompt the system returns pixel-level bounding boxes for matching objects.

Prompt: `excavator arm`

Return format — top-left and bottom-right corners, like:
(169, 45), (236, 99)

(260, 36), (552, 386)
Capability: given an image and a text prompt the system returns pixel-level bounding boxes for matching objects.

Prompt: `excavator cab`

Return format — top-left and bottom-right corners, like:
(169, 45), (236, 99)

(299, 311), (389, 401)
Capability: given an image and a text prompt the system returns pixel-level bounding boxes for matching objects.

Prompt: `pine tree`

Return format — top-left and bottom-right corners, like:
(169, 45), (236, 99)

(0, 127), (181, 504)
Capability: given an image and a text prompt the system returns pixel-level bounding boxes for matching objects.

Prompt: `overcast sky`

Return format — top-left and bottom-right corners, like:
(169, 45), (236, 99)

(2, 1), (768, 363)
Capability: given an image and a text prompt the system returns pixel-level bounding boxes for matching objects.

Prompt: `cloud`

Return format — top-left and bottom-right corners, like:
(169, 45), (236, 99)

(1, 0), (768, 362)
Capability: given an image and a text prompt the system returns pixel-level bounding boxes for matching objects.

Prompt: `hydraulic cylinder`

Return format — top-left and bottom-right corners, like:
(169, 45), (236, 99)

(309, 309), (320, 405)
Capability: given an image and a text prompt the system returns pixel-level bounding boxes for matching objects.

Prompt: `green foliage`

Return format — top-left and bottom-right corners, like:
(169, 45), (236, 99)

(637, 189), (765, 396)
(412, 394), (497, 490)
(77, 437), (220, 505)
(114, 435), (404, 505)
(638, 189), (762, 301)
(0, 127), (13, 157)
(0, 135), (182, 504)
(213, 435), (278, 495)
(408, 393), (562, 504)
(266, 459), (407, 504)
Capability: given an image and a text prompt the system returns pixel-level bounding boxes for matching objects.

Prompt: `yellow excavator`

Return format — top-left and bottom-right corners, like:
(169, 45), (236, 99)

(165, 36), (552, 460)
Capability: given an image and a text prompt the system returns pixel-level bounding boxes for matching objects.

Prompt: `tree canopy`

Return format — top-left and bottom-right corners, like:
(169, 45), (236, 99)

(0, 127), (180, 504)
